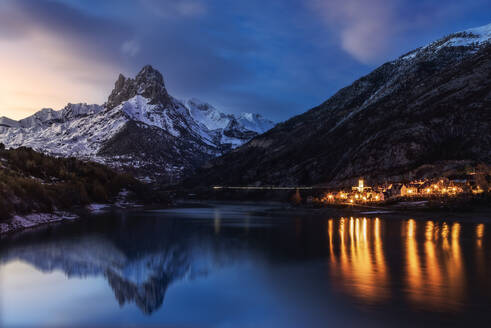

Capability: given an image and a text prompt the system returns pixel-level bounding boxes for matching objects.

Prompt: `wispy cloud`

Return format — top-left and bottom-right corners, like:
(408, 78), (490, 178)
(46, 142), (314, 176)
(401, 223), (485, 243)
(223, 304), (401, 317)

(121, 40), (141, 57)
(309, 0), (396, 63)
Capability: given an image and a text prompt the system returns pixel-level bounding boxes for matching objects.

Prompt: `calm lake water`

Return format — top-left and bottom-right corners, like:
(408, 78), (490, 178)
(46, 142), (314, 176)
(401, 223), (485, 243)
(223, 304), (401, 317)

(1, 203), (490, 327)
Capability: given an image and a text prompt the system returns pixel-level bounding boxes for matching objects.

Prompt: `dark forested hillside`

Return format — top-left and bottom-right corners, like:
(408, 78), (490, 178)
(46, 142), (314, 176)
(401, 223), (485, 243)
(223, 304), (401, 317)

(0, 144), (165, 220)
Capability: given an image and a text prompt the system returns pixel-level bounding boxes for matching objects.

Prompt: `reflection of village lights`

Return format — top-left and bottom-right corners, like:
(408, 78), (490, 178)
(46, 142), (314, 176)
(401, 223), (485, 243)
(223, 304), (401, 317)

(451, 222), (461, 242)
(476, 223), (484, 248)
(476, 224), (484, 239)
(441, 223), (449, 239)
(425, 221), (434, 241)
(331, 216), (390, 303)
(408, 219), (416, 238)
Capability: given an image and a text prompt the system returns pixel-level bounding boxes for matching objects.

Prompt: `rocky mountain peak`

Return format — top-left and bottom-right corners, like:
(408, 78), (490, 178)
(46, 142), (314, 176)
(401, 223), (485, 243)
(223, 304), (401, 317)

(106, 65), (172, 109)
(135, 65), (164, 85)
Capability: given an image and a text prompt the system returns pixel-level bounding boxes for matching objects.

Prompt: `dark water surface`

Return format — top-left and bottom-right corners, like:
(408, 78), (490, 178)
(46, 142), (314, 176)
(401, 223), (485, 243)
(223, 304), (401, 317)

(1, 203), (491, 327)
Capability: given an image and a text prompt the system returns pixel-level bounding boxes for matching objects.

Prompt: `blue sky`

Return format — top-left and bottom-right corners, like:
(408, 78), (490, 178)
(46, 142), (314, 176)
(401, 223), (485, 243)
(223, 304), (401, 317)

(0, 0), (490, 121)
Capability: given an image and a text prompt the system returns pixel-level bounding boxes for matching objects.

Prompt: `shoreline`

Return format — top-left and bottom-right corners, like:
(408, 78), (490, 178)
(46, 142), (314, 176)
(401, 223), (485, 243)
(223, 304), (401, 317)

(265, 203), (491, 223)
(2, 200), (491, 236)
(0, 212), (79, 235)
(0, 201), (151, 236)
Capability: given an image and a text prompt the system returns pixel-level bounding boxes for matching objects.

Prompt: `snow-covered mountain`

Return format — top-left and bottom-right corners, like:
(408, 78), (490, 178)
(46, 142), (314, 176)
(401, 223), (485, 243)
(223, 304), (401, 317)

(0, 65), (274, 182)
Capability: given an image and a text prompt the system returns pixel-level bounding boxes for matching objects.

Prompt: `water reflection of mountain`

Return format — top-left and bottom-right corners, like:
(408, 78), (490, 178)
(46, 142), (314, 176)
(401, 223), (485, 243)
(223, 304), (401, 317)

(1, 210), (491, 318)
(0, 217), (235, 314)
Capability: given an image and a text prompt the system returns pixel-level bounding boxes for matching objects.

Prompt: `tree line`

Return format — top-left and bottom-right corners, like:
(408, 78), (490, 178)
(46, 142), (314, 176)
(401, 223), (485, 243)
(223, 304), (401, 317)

(0, 144), (166, 221)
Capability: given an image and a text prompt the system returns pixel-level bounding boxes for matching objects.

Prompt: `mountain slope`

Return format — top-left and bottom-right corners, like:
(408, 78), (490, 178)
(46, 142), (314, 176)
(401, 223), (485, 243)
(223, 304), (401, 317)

(0, 66), (274, 182)
(186, 23), (491, 188)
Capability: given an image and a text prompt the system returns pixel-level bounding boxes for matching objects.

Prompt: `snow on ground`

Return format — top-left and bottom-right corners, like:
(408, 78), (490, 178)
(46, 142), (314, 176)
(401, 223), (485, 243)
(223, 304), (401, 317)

(87, 204), (111, 214)
(114, 189), (142, 208)
(0, 212), (78, 234)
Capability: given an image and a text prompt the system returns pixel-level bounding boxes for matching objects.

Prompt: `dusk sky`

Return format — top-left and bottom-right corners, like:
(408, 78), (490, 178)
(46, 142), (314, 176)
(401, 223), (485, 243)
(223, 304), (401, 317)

(0, 0), (490, 121)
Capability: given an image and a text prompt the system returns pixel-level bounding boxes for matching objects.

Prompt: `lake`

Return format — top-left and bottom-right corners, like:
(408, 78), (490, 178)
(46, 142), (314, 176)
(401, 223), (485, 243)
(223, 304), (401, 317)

(1, 203), (490, 327)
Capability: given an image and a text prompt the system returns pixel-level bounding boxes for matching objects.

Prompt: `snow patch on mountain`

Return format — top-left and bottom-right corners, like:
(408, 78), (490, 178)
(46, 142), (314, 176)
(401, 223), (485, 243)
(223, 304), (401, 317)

(401, 22), (491, 60)
(62, 103), (103, 120)
(236, 112), (274, 134)
(0, 105), (127, 157)
(186, 98), (231, 130)
(118, 95), (181, 137)
(186, 98), (274, 135)
(444, 23), (491, 47)
(0, 116), (20, 128)
(19, 108), (61, 128)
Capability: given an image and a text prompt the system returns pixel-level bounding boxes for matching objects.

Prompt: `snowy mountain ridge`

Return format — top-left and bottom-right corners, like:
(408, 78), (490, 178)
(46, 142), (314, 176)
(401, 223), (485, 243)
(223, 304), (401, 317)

(0, 65), (275, 182)
(401, 22), (491, 61)
(186, 98), (273, 134)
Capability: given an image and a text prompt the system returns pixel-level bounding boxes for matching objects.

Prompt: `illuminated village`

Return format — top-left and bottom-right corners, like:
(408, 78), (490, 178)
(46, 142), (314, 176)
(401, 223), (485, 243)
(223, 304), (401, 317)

(317, 175), (488, 206)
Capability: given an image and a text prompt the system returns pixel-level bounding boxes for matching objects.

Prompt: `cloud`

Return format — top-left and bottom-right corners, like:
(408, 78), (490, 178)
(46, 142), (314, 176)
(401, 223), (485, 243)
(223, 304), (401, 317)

(140, 0), (207, 18)
(309, 0), (397, 63)
(0, 0), (129, 119)
(121, 40), (140, 57)
(1, 0), (489, 123)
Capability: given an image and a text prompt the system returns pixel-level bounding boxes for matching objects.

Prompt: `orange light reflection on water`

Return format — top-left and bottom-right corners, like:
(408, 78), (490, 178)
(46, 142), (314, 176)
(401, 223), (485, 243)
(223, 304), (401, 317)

(328, 217), (389, 303)
(405, 220), (465, 310)
(327, 217), (484, 311)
